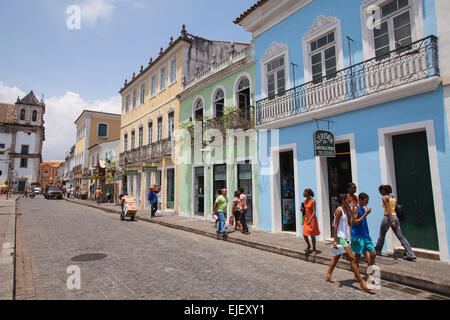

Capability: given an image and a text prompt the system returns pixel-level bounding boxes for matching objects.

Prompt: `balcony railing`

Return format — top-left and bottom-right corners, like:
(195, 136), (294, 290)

(119, 138), (173, 167)
(204, 105), (254, 132)
(256, 36), (439, 126)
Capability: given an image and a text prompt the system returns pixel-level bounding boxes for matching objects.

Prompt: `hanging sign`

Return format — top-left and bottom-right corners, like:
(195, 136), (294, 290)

(314, 130), (336, 157)
(125, 170), (138, 176)
(143, 166), (158, 173)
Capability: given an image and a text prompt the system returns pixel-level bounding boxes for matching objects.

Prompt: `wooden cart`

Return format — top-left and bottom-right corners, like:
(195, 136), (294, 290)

(121, 196), (138, 221)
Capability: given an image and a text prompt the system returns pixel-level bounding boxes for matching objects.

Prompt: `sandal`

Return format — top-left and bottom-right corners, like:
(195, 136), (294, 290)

(305, 248), (312, 254)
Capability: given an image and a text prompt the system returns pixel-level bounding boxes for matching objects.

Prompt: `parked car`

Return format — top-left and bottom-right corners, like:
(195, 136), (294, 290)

(45, 186), (63, 200)
(34, 187), (41, 195)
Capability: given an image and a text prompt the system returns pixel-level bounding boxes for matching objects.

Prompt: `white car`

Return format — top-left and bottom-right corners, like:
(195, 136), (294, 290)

(34, 187), (41, 195)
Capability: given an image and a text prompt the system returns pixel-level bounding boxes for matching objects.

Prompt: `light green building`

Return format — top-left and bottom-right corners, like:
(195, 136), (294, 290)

(176, 44), (258, 227)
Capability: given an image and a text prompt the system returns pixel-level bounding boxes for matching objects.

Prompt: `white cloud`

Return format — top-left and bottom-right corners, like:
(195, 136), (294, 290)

(80, 0), (115, 27)
(0, 82), (121, 161)
(0, 82), (25, 104)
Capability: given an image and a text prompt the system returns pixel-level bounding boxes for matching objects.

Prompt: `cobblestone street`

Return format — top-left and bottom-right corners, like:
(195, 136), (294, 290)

(15, 197), (425, 300)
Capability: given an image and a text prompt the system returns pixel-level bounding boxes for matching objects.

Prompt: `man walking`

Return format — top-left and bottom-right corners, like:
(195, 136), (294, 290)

(148, 188), (158, 218)
(213, 188), (228, 240)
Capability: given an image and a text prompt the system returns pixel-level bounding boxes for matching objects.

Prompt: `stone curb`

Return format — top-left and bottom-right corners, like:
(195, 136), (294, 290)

(65, 198), (450, 298)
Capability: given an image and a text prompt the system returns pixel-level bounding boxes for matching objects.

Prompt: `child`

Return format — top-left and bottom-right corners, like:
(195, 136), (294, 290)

(302, 189), (320, 254)
(351, 193), (378, 284)
(326, 194), (373, 292)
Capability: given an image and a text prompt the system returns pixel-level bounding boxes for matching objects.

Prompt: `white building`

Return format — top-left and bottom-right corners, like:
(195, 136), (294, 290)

(0, 91), (45, 191)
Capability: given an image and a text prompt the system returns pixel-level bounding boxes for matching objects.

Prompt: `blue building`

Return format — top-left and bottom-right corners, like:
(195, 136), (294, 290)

(235, 0), (450, 262)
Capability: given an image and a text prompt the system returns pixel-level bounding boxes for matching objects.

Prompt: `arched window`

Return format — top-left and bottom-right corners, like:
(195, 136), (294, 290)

(214, 89), (225, 118)
(32, 110), (37, 122)
(20, 109), (26, 120)
(194, 98), (203, 121)
(236, 77), (251, 110)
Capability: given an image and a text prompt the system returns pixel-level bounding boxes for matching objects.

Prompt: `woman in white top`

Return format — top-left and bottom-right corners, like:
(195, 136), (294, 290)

(326, 194), (373, 292)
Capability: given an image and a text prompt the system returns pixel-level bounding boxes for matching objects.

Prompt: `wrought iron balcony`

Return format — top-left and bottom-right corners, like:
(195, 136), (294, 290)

(119, 138), (173, 167)
(73, 165), (82, 174)
(204, 105), (255, 133)
(256, 36), (439, 126)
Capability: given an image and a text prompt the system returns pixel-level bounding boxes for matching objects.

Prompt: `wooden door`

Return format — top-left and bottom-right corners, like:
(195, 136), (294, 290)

(393, 131), (439, 251)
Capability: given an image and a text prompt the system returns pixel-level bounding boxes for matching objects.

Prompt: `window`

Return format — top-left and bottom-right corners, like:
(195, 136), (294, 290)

(98, 123), (108, 137)
(140, 83), (146, 105)
(194, 98), (203, 121)
(169, 57), (177, 84)
(124, 134), (128, 151)
(157, 117), (163, 141)
(21, 145), (29, 155)
(150, 75), (156, 98)
(148, 121), (153, 144)
(125, 95), (130, 113)
(131, 130), (136, 150)
(266, 57), (285, 97)
(138, 126), (144, 147)
(310, 31), (337, 82)
(20, 158), (28, 168)
(43, 170), (49, 178)
(32, 110), (37, 122)
(132, 90), (137, 109)
(0, 144), (5, 149)
(168, 112), (175, 139)
(373, 0), (412, 60)
(20, 109), (25, 121)
(159, 66), (166, 91)
(214, 90), (225, 118)
(237, 77), (251, 114)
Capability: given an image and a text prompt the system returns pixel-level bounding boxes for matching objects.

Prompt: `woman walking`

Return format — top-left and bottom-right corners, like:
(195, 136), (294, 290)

(375, 185), (416, 261)
(232, 191), (242, 231)
(325, 194), (373, 292)
(302, 189), (320, 254)
(238, 188), (250, 235)
(347, 183), (369, 263)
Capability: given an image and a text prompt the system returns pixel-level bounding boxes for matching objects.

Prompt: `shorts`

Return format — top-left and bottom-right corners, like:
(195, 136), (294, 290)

(351, 237), (375, 255)
(234, 210), (241, 222)
(337, 237), (349, 248)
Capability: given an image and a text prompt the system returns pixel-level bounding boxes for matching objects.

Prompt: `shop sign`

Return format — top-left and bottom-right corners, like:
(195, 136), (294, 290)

(82, 173), (91, 179)
(314, 130), (335, 157)
(125, 170), (138, 176)
(143, 166), (157, 173)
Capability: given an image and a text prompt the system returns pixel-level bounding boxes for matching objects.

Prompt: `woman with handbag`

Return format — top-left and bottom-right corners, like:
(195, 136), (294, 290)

(231, 191), (242, 231)
(375, 185), (416, 261)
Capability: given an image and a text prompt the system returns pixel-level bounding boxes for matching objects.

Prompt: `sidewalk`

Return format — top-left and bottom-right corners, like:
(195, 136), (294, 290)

(65, 197), (450, 298)
(0, 196), (18, 300)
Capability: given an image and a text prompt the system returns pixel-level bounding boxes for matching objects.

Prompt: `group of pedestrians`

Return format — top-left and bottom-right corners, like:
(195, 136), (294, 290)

(297, 182), (416, 292)
(213, 188), (250, 240)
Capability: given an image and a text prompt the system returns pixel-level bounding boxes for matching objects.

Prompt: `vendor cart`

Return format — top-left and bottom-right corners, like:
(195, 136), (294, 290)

(121, 196), (138, 221)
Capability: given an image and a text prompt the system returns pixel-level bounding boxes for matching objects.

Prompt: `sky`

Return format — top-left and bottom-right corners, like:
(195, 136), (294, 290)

(0, 0), (256, 161)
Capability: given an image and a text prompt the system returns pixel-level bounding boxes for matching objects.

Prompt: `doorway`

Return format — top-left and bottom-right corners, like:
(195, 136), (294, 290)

(327, 142), (353, 237)
(166, 168), (175, 209)
(194, 167), (205, 216)
(238, 162), (253, 224)
(393, 131), (439, 251)
(280, 151), (296, 232)
(213, 164), (227, 206)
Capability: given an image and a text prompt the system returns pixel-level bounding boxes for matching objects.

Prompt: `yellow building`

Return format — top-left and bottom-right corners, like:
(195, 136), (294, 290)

(119, 25), (248, 213)
(73, 110), (121, 197)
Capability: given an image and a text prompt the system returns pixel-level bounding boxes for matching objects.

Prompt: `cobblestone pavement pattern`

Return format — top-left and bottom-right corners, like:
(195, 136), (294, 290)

(15, 197), (424, 300)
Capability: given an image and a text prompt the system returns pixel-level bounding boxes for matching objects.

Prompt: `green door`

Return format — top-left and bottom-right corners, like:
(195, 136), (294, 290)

(393, 131), (439, 251)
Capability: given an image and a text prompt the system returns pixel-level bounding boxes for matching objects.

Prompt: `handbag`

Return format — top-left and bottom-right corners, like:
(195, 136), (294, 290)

(229, 214), (234, 225)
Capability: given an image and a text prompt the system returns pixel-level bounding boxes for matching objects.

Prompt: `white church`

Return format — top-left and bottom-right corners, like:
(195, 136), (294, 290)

(0, 91), (45, 192)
